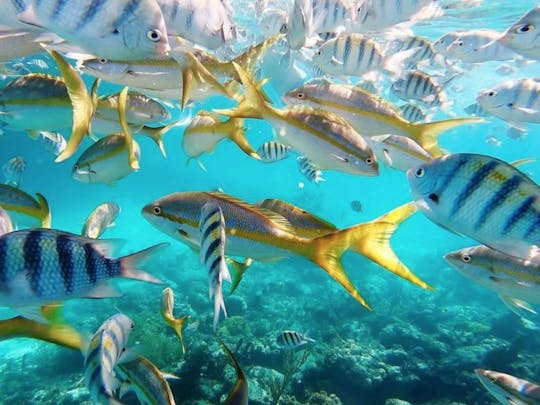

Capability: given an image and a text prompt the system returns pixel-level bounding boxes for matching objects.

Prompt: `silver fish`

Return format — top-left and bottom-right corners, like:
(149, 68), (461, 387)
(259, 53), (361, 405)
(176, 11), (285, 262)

(297, 156), (324, 184)
(0, 229), (164, 320)
(445, 29), (516, 63)
(199, 202), (231, 330)
(475, 369), (540, 405)
(82, 202), (121, 239)
(2, 156), (25, 188)
(500, 6), (540, 60)
(399, 103), (427, 123)
(277, 330), (315, 349)
(39, 131), (67, 156)
(391, 70), (449, 107)
(84, 314), (134, 404)
(257, 141), (293, 162)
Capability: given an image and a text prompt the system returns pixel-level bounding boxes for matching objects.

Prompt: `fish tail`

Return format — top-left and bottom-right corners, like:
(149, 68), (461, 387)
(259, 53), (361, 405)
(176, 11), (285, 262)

(118, 87), (139, 170)
(309, 202), (431, 309)
(227, 257), (253, 294)
(220, 118), (261, 160)
(47, 50), (94, 163)
(165, 315), (189, 354)
(35, 193), (51, 228)
(409, 117), (485, 157)
(119, 243), (168, 284)
(140, 122), (177, 158)
(213, 63), (273, 119)
(212, 274), (228, 331)
(217, 337), (246, 380)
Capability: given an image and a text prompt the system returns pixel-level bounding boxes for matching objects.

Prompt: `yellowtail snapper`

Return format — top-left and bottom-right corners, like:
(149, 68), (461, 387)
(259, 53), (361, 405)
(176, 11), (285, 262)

(408, 153), (540, 260)
(0, 183), (50, 228)
(161, 287), (189, 354)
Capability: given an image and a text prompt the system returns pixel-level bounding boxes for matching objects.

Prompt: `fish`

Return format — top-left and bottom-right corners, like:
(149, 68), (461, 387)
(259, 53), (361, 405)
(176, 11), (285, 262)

(157, 0), (237, 49)
(0, 30), (43, 62)
(297, 156), (325, 184)
(350, 200), (363, 213)
(399, 103), (427, 123)
(18, 0), (170, 60)
(310, 0), (356, 34)
(199, 202), (231, 330)
(444, 245), (540, 307)
(277, 330), (315, 349)
(444, 29), (516, 63)
(285, 0), (313, 50)
(0, 1), (37, 30)
(82, 202), (121, 239)
(117, 356), (177, 405)
(0, 228), (165, 320)
(142, 191), (430, 310)
(0, 207), (14, 237)
(84, 313), (135, 404)
(384, 35), (444, 69)
(219, 338), (249, 405)
(283, 79), (483, 157)
(214, 64), (379, 177)
(0, 183), (50, 228)
(476, 78), (540, 124)
(182, 112), (259, 164)
(161, 287), (189, 354)
(391, 70), (452, 108)
(407, 153), (540, 260)
(368, 134), (432, 171)
(39, 131), (67, 156)
(2, 156), (25, 188)
(257, 141), (293, 162)
(72, 134), (141, 184)
(499, 6), (540, 60)
(475, 369), (540, 405)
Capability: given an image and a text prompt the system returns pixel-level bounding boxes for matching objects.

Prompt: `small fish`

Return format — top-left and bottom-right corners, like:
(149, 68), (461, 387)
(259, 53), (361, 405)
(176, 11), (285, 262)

(183, 112), (259, 164)
(445, 29), (516, 63)
(297, 156), (325, 184)
(257, 141), (293, 162)
(0, 30), (43, 62)
(82, 202), (121, 239)
(199, 202), (231, 330)
(0, 207), (14, 237)
(161, 287), (189, 354)
(84, 314), (134, 404)
(408, 153), (540, 260)
(476, 78), (540, 124)
(0, 229), (165, 320)
(350, 200), (363, 213)
(399, 103), (427, 123)
(19, 0), (170, 60)
(117, 356), (177, 405)
(39, 131), (67, 156)
(499, 6), (540, 60)
(277, 330), (315, 349)
(2, 156), (25, 188)
(219, 338), (249, 405)
(464, 102), (488, 117)
(286, 0), (313, 50)
(391, 71), (450, 107)
(0, 183), (50, 228)
(72, 134), (141, 184)
(143, 192), (429, 309)
(368, 134), (432, 171)
(385, 35), (443, 68)
(475, 369), (540, 405)
(310, 0), (355, 34)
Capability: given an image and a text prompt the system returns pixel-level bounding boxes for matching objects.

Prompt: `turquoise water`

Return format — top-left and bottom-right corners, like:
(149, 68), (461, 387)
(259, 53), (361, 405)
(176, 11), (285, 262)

(1, 1), (540, 404)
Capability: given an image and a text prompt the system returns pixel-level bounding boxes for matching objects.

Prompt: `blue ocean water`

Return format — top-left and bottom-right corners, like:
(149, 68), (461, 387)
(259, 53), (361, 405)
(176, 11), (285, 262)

(1, 1), (540, 404)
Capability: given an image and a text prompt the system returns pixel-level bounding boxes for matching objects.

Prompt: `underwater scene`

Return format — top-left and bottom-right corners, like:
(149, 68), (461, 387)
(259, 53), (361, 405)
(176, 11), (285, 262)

(1, 0), (540, 404)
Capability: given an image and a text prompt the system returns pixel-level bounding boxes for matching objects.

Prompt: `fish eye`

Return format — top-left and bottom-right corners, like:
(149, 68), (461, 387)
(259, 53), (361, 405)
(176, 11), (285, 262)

(316, 50), (322, 56)
(457, 41), (463, 46)
(517, 24), (534, 33)
(153, 206), (162, 215)
(280, 23), (288, 33)
(297, 92), (305, 99)
(365, 157), (374, 165)
(74, 164), (79, 171)
(487, 91), (495, 97)
(415, 168), (425, 177)
(461, 254), (471, 263)
(507, 102), (514, 107)
(147, 29), (162, 42)
(98, 58), (107, 64)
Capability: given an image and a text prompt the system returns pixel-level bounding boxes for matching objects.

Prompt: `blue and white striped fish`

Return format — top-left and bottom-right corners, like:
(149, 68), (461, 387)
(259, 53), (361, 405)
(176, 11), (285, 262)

(40, 131), (67, 157)
(297, 156), (324, 184)
(84, 314), (135, 405)
(2, 156), (25, 188)
(199, 202), (231, 330)
(18, 0), (170, 60)
(0, 229), (164, 320)
(277, 330), (315, 349)
(408, 153), (540, 260)
(257, 141), (293, 163)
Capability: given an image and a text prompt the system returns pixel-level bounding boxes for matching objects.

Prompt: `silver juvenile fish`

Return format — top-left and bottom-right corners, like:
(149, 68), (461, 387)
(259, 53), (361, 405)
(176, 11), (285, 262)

(82, 202), (121, 239)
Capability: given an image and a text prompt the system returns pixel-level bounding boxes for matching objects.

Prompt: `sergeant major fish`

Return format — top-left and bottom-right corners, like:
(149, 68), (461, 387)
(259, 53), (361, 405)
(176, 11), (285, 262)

(0, 228), (165, 320)
(277, 330), (315, 349)
(408, 153), (540, 260)
(257, 141), (293, 162)
(84, 314), (135, 405)
(2, 156), (25, 188)
(142, 191), (431, 310)
(199, 202), (231, 330)
(297, 156), (325, 184)
(499, 5), (540, 60)
(82, 202), (121, 239)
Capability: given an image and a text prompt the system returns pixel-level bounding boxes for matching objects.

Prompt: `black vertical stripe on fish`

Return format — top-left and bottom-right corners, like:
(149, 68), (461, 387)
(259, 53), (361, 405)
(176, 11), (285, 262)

(526, 88), (539, 108)
(84, 243), (99, 284)
(356, 39), (365, 68)
(503, 195), (536, 234)
(12, 0), (26, 12)
(23, 230), (42, 296)
(110, 317), (126, 348)
(56, 234), (74, 294)
(524, 214), (540, 239)
(186, 8), (194, 29)
(284, 332), (292, 345)
(105, 258), (118, 278)
(101, 342), (116, 369)
(89, 364), (103, 387)
(0, 236), (7, 292)
(114, 0), (140, 31)
(344, 36), (352, 64)
(450, 160), (499, 217)
(436, 155), (469, 195)
(202, 216), (221, 242)
(474, 175), (524, 231)
(76, 0), (107, 31)
(209, 256), (221, 276)
(171, 1), (179, 20)
(204, 238), (222, 265)
(52, 0), (69, 19)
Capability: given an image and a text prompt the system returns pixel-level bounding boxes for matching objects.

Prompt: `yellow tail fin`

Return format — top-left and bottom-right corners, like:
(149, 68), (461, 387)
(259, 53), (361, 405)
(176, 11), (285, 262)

(219, 118), (261, 160)
(118, 87), (139, 170)
(309, 202), (430, 309)
(35, 192), (51, 228)
(47, 50), (94, 163)
(227, 257), (253, 294)
(139, 123), (178, 158)
(164, 316), (189, 355)
(408, 118), (485, 157)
